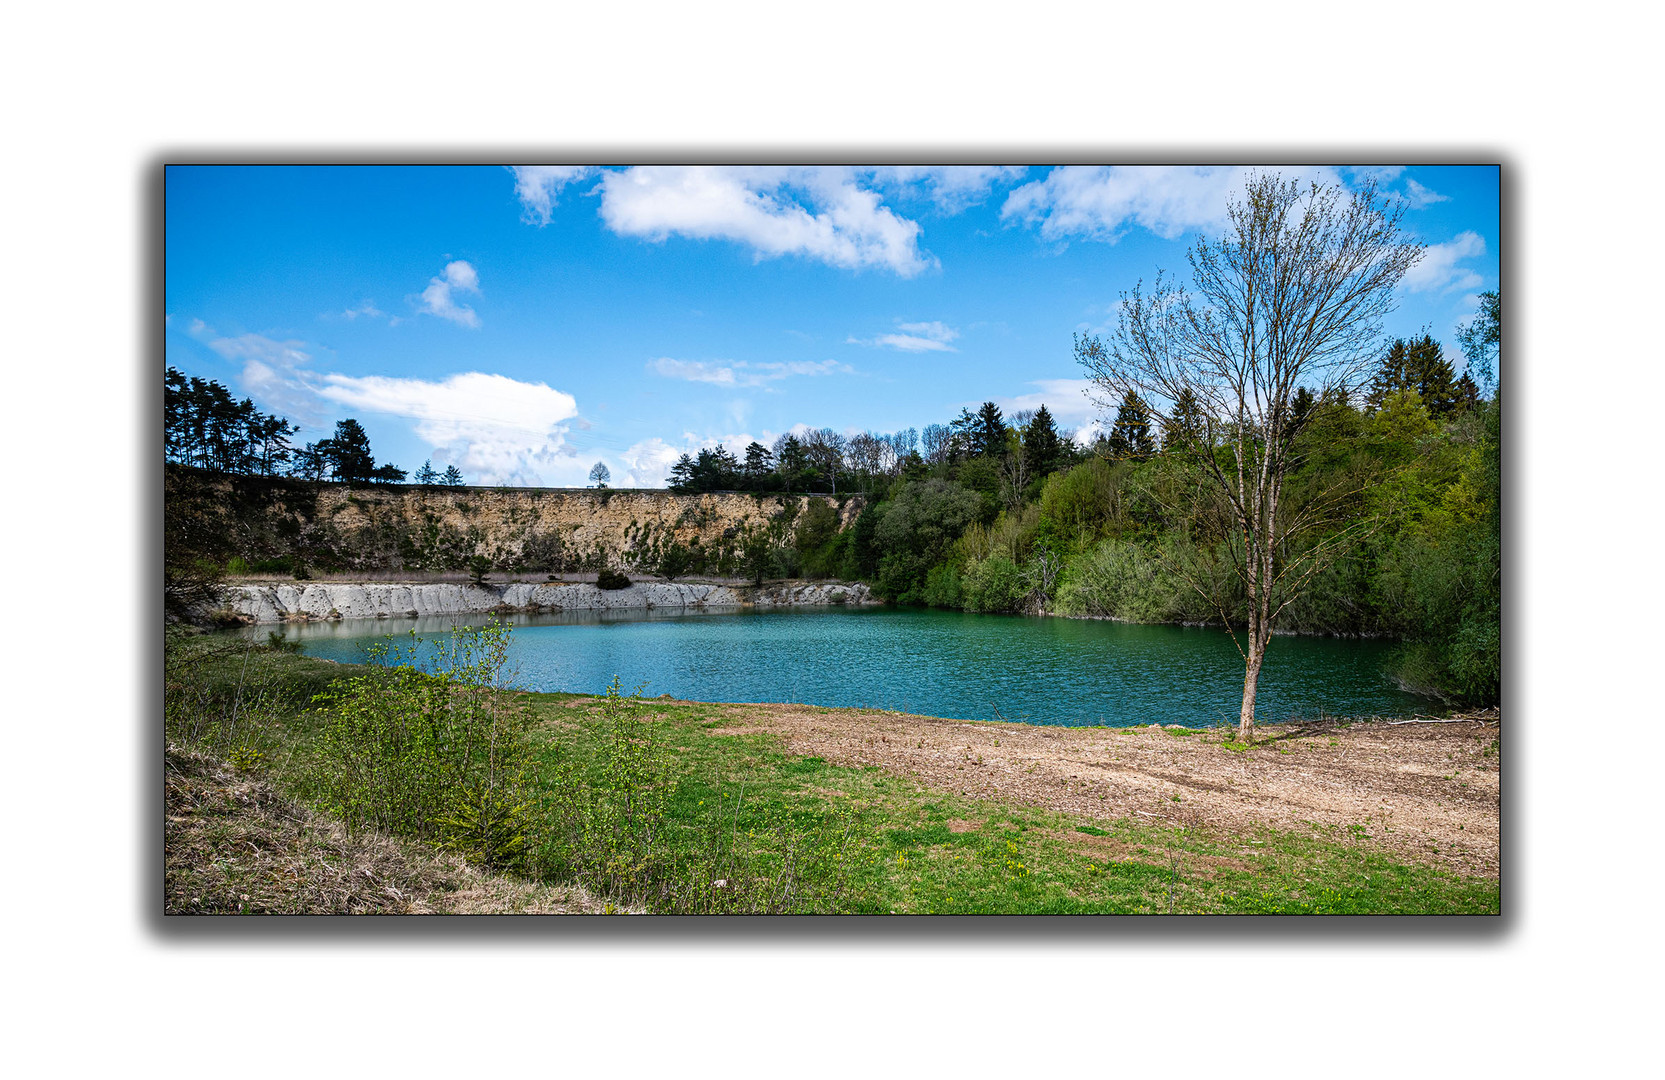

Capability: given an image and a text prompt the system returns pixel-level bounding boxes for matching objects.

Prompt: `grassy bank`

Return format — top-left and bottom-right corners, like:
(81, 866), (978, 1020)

(164, 630), (1499, 915)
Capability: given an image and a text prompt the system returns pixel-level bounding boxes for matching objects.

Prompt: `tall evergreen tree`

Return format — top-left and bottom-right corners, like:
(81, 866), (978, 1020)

(1107, 391), (1155, 461)
(773, 435), (810, 489)
(1366, 335), (1460, 416)
(973, 401), (1007, 458)
(1160, 386), (1207, 453)
(1454, 372), (1481, 413)
(668, 453), (697, 492)
(414, 460), (439, 485)
(741, 441), (773, 489)
(326, 419), (377, 484)
(1022, 404), (1064, 478)
(442, 464), (464, 486)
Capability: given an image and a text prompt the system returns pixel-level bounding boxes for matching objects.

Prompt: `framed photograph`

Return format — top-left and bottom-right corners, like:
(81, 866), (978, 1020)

(163, 163), (1500, 916)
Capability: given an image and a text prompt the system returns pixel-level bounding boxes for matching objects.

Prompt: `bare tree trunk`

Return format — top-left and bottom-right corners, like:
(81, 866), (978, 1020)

(1239, 637), (1263, 743)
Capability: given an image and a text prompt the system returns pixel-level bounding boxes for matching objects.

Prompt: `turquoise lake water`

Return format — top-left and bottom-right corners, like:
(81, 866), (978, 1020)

(253, 606), (1431, 728)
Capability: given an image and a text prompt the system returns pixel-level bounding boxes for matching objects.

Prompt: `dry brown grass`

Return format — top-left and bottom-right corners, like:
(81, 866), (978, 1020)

(164, 745), (635, 915)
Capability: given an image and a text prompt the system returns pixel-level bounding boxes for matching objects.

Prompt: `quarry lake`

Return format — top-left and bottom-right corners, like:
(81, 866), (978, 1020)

(252, 606), (1432, 728)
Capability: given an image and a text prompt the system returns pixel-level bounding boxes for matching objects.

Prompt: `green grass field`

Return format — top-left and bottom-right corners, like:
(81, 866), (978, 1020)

(528, 692), (1499, 915)
(165, 636), (1499, 915)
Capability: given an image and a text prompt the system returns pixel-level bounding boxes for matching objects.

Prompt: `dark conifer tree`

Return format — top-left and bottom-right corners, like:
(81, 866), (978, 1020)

(973, 401), (1007, 457)
(327, 419), (377, 484)
(442, 465), (464, 486)
(1367, 335), (1460, 416)
(668, 453), (697, 492)
(1108, 391), (1155, 461)
(773, 435), (810, 489)
(1407, 335), (1460, 417)
(1160, 386), (1207, 453)
(741, 441), (774, 489)
(1454, 372), (1481, 413)
(414, 460), (439, 485)
(1023, 404), (1064, 478)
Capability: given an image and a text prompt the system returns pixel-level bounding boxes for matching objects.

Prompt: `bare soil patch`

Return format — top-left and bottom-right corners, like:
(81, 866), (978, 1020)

(164, 745), (631, 914)
(700, 707), (1501, 879)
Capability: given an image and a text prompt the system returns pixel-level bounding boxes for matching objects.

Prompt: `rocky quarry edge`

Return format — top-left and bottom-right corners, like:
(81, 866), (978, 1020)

(222, 580), (878, 624)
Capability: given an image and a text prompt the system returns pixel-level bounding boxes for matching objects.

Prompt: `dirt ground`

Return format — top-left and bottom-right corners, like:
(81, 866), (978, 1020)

(700, 705), (1502, 880)
(164, 745), (631, 915)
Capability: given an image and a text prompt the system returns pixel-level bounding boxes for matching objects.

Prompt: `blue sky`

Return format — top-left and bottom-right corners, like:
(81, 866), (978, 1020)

(164, 164), (1499, 487)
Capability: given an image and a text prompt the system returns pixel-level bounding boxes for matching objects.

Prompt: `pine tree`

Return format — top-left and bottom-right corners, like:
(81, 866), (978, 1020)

(1107, 391), (1155, 461)
(1454, 372), (1480, 413)
(667, 454), (696, 492)
(1161, 386), (1207, 453)
(973, 401), (1007, 457)
(414, 460), (439, 485)
(1367, 335), (1460, 416)
(442, 465), (464, 486)
(1365, 339), (1413, 411)
(327, 419), (377, 484)
(1023, 404), (1064, 478)
(1407, 335), (1460, 417)
(741, 441), (773, 489)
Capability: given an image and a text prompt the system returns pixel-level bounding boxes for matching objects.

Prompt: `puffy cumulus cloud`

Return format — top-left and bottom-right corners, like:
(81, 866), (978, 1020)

(647, 357), (851, 388)
(1402, 230), (1487, 293)
(509, 165), (595, 225)
(870, 166), (1027, 213)
(315, 371), (581, 486)
(1001, 165), (1342, 242)
(414, 260), (482, 327)
(615, 430), (769, 488)
(597, 166), (935, 277)
(847, 319), (959, 353)
(615, 437), (686, 488)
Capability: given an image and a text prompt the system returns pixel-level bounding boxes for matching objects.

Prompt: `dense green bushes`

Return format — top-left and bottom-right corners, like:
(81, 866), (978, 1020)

(821, 386), (1501, 705)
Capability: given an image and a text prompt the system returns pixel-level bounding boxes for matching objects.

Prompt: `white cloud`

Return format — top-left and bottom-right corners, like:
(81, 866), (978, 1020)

(414, 259), (482, 327)
(1001, 165), (1342, 243)
(315, 371), (580, 486)
(509, 165), (595, 225)
(848, 319), (959, 353)
(597, 166), (935, 277)
(990, 378), (1099, 429)
(616, 437), (685, 488)
(1346, 166), (1407, 185)
(204, 331), (324, 422)
(1403, 178), (1450, 209)
(871, 166), (1026, 213)
(342, 299), (384, 320)
(1402, 230), (1487, 293)
(615, 429), (772, 487)
(647, 357), (851, 387)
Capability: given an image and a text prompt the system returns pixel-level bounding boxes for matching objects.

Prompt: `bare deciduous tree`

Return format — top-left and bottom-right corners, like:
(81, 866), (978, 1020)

(1075, 173), (1423, 741)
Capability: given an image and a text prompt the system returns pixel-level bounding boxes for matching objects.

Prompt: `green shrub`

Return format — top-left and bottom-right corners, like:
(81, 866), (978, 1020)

(306, 623), (536, 870)
(963, 554), (1026, 613)
(596, 568), (632, 590)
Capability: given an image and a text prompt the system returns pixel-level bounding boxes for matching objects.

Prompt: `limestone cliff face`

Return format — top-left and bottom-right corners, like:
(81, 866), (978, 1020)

(226, 580), (876, 624)
(171, 470), (864, 576)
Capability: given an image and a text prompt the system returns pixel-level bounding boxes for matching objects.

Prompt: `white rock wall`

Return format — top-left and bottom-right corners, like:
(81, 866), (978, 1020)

(223, 580), (875, 624)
